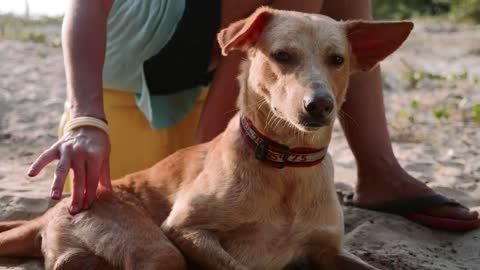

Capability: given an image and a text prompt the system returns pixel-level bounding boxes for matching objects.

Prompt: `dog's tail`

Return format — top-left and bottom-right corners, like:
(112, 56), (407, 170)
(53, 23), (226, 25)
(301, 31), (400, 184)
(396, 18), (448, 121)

(0, 216), (45, 258)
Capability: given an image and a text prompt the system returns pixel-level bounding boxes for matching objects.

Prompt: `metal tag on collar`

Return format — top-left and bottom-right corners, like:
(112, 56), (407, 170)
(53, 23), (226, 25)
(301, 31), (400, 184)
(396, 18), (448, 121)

(255, 141), (269, 161)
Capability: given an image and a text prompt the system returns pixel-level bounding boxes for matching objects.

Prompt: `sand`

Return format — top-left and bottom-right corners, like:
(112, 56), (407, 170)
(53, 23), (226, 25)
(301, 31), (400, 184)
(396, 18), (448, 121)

(0, 21), (479, 270)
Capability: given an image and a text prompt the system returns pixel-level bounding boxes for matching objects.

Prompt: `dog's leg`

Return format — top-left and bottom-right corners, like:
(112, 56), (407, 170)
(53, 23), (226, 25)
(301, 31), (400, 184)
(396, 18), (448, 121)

(0, 221), (28, 233)
(306, 232), (379, 270)
(330, 250), (379, 270)
(51, 248), (113, 270)
(42, 194), (186, 270)
(163, 226), (247, 270)
(309, 249), (379, 270)
(0, 216), (48, 258)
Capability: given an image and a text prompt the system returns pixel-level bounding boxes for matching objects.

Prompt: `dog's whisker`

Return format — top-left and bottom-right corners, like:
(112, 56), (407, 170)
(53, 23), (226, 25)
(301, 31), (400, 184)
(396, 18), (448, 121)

(267, 111), (280, 131)
(244, 101), (263, 113)
(273, 118), (283, 130)
(256, 100), (267, 115)
(265, 111), (275, 131)
(268, 116), (277, 129)
(337, 110), (359, 138)
(338, 109), (358, 127)
(241, 99), (267, 116)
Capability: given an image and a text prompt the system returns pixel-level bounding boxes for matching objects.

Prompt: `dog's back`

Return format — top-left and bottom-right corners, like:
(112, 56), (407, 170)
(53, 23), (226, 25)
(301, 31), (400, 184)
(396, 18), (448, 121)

(0, 140), (216, 269)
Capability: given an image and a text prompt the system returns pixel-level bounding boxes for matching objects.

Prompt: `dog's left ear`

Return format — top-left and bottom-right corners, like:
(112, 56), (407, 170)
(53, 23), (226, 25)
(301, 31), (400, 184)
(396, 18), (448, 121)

(218, 7), (273, 56)
(345, 21), (414, 72)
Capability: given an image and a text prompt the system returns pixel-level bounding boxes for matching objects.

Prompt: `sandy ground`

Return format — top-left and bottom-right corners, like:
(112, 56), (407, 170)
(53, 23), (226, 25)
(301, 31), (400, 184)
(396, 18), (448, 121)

(0, 21), (479, 270)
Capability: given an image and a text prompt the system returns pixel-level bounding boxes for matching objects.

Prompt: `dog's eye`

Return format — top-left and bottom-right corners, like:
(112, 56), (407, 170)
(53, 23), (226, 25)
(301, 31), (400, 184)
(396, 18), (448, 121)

(329, 54), (344, 66)
(271, 51), (292, 64)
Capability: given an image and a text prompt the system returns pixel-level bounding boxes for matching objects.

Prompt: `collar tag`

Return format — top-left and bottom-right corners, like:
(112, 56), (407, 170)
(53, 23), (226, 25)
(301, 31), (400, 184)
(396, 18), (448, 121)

(255, 141), (269, 161)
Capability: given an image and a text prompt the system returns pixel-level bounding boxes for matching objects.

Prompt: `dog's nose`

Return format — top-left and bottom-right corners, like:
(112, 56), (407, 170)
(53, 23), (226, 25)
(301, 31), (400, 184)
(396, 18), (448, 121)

(304, 93), (334, 119)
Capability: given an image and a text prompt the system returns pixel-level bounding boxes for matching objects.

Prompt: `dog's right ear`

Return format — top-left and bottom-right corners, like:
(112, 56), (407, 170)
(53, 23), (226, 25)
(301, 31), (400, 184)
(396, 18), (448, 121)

(218, 7), (273, 56)
(345, 20), (414, 72)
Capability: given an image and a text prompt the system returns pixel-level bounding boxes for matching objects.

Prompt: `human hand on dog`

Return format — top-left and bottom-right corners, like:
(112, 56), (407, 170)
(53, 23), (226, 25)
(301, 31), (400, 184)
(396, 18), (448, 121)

(28, 127), (112, 214)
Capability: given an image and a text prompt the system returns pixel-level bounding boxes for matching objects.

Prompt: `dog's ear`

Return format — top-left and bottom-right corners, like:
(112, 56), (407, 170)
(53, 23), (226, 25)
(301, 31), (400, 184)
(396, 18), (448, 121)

(345, 21), (413, 72)
(218, 7), (273, 56)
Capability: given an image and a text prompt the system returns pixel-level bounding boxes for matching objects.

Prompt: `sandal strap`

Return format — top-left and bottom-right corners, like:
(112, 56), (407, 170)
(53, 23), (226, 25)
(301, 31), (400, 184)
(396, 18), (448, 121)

(344, 194), (465, 215)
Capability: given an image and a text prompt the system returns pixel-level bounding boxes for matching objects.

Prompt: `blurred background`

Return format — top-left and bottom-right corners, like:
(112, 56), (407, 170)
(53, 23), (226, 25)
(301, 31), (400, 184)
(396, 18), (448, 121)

(0, 0), (65, 16)
(0, 1), (479, 269)
(1, 0), (479, 47)
(373, 0), (480, 21)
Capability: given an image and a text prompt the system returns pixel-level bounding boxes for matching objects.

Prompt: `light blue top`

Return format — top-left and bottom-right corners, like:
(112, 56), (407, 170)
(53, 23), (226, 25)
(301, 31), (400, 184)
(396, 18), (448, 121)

(102, 0), (203, 129)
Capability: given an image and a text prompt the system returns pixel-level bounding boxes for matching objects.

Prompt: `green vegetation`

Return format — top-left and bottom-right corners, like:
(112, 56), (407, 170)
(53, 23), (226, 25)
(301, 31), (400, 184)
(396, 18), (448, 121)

(398, 99), (480, 124)
(410, 100), (420, 110)
(373, 0), (480, 22)
(398, 100), (421, 123)
(398, 69), (479, 124)
(403, 70), (471, 89)
(373, 0), (450, 20)
(472, 104), (480, 124)
(449, 0), (480, 22)
(403, 70), (446, 88)
(395, 94), (480, 124)
(433, 108), (451, 119)
(0, 14), (62, 44)
(1, 1), (479, 44)
(450, 71), (469, 81)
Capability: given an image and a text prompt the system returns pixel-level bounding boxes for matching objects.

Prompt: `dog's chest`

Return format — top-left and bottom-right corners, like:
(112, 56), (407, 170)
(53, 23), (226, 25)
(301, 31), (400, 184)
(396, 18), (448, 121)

(219, 165), (342, 269)
(221, 218), (315, 269)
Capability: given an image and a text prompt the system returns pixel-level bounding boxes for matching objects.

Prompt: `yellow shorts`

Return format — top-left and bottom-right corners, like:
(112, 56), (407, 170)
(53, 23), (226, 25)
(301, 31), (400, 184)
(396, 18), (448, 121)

(60, 89), (206, 191)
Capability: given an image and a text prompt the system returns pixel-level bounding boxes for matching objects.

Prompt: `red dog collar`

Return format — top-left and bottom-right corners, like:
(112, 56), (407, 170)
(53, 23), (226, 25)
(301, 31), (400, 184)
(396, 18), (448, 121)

(239, 116), (327, 168)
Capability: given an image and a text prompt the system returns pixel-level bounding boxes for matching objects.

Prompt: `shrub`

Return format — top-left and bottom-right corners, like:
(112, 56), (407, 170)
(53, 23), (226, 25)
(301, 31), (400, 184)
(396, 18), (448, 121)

(373, 0), (480, 22)
(449, 0), (480, 22)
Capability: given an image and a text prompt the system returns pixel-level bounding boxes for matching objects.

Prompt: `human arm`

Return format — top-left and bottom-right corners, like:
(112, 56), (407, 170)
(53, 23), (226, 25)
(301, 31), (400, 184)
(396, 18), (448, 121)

(28, 0), (114, 214)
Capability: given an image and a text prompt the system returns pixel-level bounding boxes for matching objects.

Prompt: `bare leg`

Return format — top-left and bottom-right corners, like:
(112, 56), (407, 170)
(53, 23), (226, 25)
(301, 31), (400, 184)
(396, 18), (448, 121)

(322, 0), (478, 220)
(195, 51), (242, 143)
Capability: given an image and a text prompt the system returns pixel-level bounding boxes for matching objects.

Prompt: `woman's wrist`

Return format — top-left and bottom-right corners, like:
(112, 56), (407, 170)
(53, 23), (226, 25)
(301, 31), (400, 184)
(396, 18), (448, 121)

(69, 98), (106, 121)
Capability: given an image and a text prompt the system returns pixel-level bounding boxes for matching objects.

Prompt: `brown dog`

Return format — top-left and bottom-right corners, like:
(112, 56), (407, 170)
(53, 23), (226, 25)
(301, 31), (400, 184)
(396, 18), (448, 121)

(0, 7), (412, 270)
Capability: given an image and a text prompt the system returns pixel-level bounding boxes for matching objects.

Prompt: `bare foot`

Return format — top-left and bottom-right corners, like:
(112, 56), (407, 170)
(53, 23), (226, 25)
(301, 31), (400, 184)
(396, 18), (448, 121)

(353, 163), (479, 220)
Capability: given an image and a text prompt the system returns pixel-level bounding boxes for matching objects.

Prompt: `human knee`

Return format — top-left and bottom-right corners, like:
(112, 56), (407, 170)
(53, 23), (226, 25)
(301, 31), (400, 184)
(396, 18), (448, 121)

(321, 0), (372, 20)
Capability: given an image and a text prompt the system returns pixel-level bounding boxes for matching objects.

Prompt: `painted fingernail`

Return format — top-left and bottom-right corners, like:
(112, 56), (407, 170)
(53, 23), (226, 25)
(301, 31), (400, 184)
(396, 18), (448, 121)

(69, 204), (80, 214)
(51, 190), (60, 200)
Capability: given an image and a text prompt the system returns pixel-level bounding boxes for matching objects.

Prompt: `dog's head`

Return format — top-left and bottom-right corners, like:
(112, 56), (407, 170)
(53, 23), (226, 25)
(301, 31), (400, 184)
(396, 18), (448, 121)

(218, 7), (413, 133)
